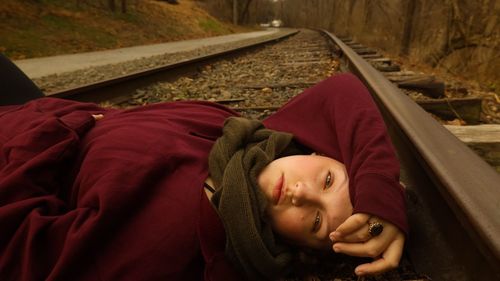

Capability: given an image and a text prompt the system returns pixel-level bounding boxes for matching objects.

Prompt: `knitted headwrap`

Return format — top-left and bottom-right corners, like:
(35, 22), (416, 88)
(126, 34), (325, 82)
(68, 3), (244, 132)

(208, 117), (304, 281)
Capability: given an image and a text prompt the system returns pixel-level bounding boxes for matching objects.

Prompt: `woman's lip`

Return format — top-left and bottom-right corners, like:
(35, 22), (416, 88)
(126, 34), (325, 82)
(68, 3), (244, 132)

(272, 174), (284, 205)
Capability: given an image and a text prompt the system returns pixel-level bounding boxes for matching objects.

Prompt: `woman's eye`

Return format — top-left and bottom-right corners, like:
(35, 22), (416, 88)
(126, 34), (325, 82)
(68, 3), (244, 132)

(312, 211), (321, 232)
(324, 171), (333, 189)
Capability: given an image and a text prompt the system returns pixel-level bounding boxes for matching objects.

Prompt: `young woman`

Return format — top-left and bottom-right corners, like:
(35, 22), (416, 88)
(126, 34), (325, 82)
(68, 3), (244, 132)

(0, 54), (406, 280)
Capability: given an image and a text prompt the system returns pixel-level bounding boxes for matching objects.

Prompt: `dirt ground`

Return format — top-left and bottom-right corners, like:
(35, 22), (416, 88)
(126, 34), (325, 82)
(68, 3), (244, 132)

(0, 0), (257, 59)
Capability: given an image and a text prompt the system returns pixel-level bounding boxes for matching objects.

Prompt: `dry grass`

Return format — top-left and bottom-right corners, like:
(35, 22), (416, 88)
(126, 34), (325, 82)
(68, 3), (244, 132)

(0, 0), (257, 59)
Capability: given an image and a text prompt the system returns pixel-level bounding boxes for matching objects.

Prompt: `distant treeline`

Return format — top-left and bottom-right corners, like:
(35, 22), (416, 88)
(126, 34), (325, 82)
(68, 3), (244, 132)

(71, 0), (178, 13)
(199, 0), (277, 24)
(201, 0), (498, 85)
(70, 0), (140, 13)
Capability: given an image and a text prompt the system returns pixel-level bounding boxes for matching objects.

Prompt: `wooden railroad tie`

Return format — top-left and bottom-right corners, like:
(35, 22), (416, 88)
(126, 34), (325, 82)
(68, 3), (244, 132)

(346, 43), (363, 48)
(385, 72), (445, 99)
(374, 64), (401, 72)
(360, 53), (383, 59)
(417, 97), (483, 124)
(367, 57), (393, 64)
(444, 124), (500, 172)
(354, 48), (378, 55)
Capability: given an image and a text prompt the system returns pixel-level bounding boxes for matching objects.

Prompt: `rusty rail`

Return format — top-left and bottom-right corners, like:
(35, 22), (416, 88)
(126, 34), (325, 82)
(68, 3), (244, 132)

(321, 30), (500, 280)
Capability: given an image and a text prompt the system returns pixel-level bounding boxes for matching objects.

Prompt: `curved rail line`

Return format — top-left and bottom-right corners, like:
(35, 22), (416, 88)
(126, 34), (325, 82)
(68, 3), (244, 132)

(45, 29), (500, 280)
(320, 30), (500, 280)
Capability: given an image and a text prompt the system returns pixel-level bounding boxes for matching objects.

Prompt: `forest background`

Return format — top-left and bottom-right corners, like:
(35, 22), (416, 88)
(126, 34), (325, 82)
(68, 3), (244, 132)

(0, 0), (498, 91)
(205, 0), (499, 89)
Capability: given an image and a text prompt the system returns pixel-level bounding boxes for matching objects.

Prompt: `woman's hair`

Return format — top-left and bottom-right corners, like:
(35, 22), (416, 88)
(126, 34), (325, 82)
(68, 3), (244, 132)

(284, 248), (370, 280)
(208, 117), (308, 280)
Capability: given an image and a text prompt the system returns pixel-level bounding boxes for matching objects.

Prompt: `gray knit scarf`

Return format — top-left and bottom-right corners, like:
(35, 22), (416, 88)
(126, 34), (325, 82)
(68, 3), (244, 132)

(208, 117), (304, 281)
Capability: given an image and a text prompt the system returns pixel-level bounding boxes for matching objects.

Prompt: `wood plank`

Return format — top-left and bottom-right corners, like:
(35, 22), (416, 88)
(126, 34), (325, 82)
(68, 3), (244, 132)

(367, 57), (392, 64)
(445, 124), (500, 143)
(395, 76), (445, 98)
(417, 97), (483, 124)
(355, 48), (378, 55)
(346, 43), (363, 48)
(338, 37), (352, 42)
(360, 53), (383, 59)
(375, 64), (401, 72)
(350, 45), (369, 49)
(444, 125), (500, 172)
(383, 71), (417, 78)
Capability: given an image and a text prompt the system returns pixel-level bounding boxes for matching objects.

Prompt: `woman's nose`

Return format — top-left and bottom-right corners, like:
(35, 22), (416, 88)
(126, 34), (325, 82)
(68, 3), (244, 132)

(291, 181), (315, 206)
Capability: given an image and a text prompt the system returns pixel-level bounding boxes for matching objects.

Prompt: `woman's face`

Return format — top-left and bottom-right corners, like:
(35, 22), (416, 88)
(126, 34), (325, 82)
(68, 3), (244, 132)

(258, 154), (353, 249)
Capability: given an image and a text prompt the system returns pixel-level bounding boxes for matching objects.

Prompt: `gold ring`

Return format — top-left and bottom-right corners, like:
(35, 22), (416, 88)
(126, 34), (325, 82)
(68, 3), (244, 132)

(368, 222), (383, 237)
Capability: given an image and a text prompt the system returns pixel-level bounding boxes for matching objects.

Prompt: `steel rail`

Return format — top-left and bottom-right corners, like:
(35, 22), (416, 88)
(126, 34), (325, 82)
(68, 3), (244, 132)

(321, 30), (500, 280)
(47, 29), (299, 103)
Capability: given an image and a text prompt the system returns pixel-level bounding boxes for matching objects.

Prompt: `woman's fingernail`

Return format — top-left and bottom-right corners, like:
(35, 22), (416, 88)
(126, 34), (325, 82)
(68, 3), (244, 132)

(329, 232), (335, 241)
(333, 245), (340, 252)
(355, 266), (365, 275)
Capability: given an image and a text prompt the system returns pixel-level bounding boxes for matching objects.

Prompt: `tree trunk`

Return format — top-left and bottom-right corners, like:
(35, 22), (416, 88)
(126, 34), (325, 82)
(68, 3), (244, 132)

(233, 0), (238, 24)
(240, 0), (252, 24)
(121, 0), (127, 13)
(108, 0), (116, 12)
(401, 0), (417, 56)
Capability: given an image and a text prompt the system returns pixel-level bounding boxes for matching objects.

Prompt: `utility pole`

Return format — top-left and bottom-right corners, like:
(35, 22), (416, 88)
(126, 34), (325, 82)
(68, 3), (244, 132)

(233, 0), (238, 25)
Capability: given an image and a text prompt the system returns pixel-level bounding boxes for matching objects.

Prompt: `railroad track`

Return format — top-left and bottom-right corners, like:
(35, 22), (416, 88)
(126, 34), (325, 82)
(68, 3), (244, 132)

(41, 29), (500, 280)
(324, 30), (500, 281)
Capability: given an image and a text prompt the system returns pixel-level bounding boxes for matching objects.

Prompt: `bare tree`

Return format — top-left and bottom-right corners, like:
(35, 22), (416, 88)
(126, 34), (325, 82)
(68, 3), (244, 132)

(121, 0), (127, 13)
(76, 0), (85, 8)
(233, 0), (238, 24)
(108, 0), (116, 12)
(240, 0), (253, 23)
(401, 0), (417, 56)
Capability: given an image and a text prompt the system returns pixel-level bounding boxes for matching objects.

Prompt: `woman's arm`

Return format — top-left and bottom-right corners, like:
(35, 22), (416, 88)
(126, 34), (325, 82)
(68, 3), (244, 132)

(263, 73), (407, 275)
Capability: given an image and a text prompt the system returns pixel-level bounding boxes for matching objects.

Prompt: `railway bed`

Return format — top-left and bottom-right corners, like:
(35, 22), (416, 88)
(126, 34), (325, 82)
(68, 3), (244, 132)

(36, 29), (500, 280)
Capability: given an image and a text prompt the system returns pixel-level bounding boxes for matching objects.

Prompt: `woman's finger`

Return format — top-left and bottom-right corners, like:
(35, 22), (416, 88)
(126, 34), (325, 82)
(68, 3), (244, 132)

(330, 213), (370, 241)
(354, 234), (405, 276)
(332, 223), (371, 243)
(333, 238), (383, 258)
(332, 225), (398, 258)
(92, 114), (104, 121)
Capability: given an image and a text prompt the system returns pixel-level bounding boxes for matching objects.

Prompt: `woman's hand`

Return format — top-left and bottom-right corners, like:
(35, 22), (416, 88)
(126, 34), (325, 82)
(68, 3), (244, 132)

(329, 213), (405, 276)
(92, 114), (104, 121)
